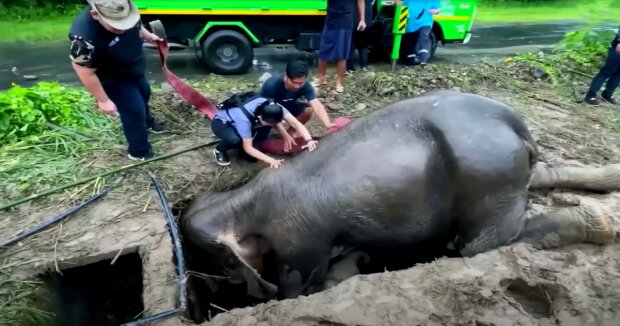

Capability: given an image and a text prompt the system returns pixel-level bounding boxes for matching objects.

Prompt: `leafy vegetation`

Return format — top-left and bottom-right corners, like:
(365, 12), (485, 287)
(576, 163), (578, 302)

(0, 82), (111, 142)
(0, 259), (54, 326)
(0, 82), (121, 201)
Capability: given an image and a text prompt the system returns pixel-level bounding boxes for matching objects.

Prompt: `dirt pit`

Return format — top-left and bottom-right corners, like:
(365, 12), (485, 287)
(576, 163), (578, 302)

(1, 62), (620, 325)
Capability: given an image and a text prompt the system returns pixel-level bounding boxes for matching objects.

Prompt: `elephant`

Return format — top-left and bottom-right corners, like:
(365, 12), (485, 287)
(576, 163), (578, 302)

(323, 250), (370, 290)
(180, 90), (618, 301)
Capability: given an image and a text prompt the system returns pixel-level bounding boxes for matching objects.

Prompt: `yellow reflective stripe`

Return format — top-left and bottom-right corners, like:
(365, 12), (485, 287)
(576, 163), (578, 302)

(398, 7), (409, 32)
(139, 9), (327, 16)
(434, 15), (470, 21)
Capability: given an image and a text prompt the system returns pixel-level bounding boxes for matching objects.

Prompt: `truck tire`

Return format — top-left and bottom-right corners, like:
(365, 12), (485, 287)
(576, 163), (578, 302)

(201, 30), (254, 75)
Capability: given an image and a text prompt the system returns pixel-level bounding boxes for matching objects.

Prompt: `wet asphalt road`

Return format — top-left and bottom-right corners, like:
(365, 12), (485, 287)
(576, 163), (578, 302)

(0, 21), (617, 91)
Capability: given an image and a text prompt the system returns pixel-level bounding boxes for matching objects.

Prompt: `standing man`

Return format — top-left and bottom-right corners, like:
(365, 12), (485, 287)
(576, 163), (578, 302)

(346, 0), (374, 73)
(312, 0), (367, 93)
(68, 0), (165, 161)
(397, 0), (440, 66)
(584, 25), (620, 105)
(260, 60), (336, 137)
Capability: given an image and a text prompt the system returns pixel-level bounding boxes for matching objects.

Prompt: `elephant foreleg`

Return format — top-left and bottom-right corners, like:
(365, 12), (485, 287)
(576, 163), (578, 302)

(530, 164), (620, 192)
(275, 245), (332, 299)
(516, 201), (616, 249)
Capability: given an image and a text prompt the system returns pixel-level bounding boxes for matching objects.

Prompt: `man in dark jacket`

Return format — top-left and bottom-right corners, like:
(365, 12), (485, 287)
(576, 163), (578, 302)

(68, 0), (165, 161)
(585, 25), (620, 105)
(346, 0), (374, 72)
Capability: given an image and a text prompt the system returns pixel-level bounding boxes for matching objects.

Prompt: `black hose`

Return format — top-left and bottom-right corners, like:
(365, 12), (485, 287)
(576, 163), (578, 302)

(120, 171), (188, 326)
(0, 174), (126, 250)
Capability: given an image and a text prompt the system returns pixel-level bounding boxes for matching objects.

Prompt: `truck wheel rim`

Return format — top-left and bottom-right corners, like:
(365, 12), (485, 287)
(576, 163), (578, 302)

(216, 44), (240, 64)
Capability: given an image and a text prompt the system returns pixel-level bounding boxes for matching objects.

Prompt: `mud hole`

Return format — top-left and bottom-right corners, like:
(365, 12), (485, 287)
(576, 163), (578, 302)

(1, 63), (619, 325)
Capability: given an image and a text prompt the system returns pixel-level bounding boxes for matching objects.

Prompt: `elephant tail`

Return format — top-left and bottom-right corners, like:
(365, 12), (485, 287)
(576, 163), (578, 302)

(502, 111), (540, 171)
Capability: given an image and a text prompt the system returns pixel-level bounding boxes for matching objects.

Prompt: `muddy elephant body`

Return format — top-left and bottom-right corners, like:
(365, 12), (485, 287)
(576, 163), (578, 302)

(181, 90), (615, 300)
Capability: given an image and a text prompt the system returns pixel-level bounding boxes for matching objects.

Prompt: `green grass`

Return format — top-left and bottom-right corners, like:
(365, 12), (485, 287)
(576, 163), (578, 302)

(476, 0), (618, 24)
(0, 15), (75, 43)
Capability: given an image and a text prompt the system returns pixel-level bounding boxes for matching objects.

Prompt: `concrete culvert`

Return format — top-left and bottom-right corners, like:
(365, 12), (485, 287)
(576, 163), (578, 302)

(38, 252), (144, 326)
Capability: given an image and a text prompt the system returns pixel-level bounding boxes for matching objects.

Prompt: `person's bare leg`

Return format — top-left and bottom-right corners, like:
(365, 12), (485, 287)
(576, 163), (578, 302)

(335, 59), (346, 92)
(314, 60), (328, 85)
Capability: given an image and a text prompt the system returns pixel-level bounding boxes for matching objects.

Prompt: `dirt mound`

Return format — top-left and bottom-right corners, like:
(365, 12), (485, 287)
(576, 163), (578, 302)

(208, 242), (620, 326)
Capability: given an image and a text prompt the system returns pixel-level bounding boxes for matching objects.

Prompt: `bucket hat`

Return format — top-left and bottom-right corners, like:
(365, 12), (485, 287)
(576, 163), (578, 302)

(87, 0), (141, 30)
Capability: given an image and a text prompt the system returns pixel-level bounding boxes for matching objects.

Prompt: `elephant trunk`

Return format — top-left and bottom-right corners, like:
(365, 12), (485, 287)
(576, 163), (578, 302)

(529, 164), (620, 192)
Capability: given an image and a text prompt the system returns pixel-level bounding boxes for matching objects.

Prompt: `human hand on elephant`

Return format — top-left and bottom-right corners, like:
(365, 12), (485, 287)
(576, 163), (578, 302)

(302, 140), (318, 152)
(269, 158), (284, 169)
(282, 134), (297, 153)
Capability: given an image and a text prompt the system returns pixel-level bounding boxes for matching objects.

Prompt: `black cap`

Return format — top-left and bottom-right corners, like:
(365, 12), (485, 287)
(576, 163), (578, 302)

(259, 101), (284, 124)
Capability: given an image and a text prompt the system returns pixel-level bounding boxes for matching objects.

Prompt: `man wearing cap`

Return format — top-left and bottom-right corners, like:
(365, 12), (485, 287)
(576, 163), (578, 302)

(68, 0), (165, 161)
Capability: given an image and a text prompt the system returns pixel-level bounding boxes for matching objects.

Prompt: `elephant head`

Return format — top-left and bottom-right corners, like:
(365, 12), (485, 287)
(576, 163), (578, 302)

(180, 191), (279, 300)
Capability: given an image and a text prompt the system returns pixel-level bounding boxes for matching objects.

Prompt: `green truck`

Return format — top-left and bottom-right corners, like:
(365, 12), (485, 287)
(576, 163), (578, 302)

(135, 0), (477, 75)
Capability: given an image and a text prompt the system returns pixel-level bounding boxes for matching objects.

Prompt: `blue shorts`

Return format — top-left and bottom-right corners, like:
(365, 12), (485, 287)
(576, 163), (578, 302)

(282, 100), (310, 117)
(318, 27), (353, 62)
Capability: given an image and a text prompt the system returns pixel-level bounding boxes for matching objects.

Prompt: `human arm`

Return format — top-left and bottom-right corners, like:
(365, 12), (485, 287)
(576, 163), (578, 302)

(357, 0), (366, 30)
(69, 35), (116, 116)
(283, 114), (318, 151)
(139, 24), (163, 44)
(236, 121), (283, 168)
(429, 0), (441, 14)
(302, 82), (334, 131)
(242, 139), (283, 168)
(275, 123), (296, 152)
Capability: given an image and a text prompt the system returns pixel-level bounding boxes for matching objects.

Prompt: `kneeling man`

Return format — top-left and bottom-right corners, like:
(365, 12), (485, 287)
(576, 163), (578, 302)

(260, 60), (336, 136)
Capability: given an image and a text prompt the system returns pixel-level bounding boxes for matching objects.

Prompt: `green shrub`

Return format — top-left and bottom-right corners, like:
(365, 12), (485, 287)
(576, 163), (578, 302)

(0, 82), (112, 143)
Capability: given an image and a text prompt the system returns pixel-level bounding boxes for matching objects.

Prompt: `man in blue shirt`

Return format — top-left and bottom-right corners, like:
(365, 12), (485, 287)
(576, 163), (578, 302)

(585, 25), (620, 105)
(397, 0), (441, 66)
(211, 95), (317, 168)
(260, 60), (335, 137)
(68, 0), (165, 161)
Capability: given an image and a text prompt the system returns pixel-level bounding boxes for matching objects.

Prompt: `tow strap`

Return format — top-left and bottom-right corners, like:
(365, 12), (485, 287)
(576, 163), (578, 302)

(150, 21), (352, 155)
(154, 37), (217, 120)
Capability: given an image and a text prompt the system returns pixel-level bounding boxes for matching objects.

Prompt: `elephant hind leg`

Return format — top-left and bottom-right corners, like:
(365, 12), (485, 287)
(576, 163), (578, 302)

(516, 201), (616, 249)
(530, 164), (620, 192)
(456, 192), (528, 257)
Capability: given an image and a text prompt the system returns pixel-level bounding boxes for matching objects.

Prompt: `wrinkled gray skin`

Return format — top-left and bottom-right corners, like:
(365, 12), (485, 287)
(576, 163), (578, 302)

(180, 90), (617, 300)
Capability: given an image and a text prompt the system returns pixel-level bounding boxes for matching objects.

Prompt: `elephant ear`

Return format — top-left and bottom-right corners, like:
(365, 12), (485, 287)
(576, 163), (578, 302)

(216, 234), (278, 299)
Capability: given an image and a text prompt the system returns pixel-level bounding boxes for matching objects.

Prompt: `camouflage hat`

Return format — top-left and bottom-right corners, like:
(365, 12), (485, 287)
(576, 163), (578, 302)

(87, 0), (141, 30)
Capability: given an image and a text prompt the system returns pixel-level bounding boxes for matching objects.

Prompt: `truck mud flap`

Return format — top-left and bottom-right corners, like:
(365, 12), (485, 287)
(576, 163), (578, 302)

(296, 33), (322, 52)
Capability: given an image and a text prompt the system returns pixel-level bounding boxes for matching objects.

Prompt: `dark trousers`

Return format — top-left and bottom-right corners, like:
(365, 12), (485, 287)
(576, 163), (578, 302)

(102, 77), (155, 157)
(586, 43), (620, 98)
(401, 26), (433, 65)
(346, 29), (370, 70)
(211, 119), (272, 154)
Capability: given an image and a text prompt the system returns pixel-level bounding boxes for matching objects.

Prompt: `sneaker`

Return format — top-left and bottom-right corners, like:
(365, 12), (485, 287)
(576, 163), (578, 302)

(584, 96), (599, 105)
(128, 152), (155, 161)
(602, 94), (618, 105)
(213, 148), (231, 166)
(147, 120), (166, 134)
